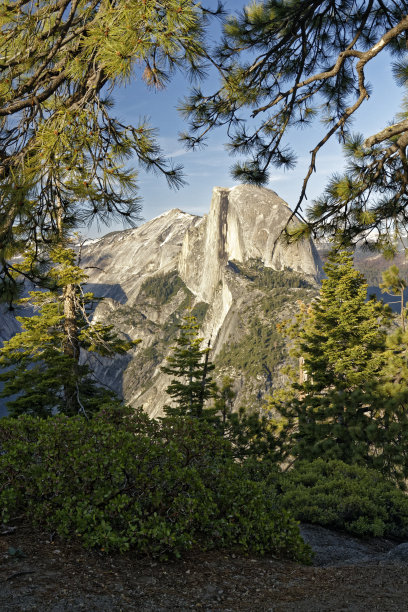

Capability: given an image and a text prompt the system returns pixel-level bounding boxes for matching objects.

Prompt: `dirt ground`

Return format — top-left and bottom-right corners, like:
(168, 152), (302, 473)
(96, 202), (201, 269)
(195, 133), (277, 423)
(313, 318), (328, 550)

(1, 523), (408, 612)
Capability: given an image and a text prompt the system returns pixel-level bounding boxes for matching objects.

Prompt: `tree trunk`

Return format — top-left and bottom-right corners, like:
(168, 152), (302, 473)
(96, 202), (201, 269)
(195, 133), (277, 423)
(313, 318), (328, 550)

(63, 282), (81, 415)
(56, 196), (82, 415)
(197, 343), (211, 419)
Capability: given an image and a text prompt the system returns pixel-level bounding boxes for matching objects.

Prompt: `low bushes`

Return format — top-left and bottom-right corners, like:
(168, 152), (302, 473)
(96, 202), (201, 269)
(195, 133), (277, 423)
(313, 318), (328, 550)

(279, 459), (408, 538)
(0, 410), (310, 562)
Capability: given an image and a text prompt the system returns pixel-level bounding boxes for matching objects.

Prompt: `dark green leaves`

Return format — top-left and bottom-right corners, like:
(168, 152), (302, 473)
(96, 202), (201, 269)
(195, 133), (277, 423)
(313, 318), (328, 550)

(0, 411), (310, 562)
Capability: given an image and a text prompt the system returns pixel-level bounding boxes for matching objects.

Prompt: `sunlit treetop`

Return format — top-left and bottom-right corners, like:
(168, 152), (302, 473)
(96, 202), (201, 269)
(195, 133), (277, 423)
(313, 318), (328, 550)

(0, 0), (222, 296)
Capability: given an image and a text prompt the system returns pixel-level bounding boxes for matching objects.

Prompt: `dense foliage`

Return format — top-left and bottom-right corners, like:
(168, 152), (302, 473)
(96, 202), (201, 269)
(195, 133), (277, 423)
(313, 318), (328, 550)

(0, 410), (310, 562)
(280, 460), (408, 538)
(269, 249), (403, 474)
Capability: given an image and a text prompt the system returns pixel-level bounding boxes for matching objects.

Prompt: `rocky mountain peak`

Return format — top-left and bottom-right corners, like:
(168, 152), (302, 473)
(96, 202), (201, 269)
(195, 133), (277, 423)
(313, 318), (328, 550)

(80, 207), (201, 304)
(179, 184), (321, 303)
(0, 185), (322, 417)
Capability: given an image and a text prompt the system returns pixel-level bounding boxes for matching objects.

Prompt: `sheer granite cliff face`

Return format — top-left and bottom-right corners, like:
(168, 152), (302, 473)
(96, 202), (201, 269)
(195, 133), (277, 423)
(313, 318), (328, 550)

(83, 185), (321, 416)
(177, 185), (321, 357)
(0, 186), (322, 417)
(179, 185), (320, 304)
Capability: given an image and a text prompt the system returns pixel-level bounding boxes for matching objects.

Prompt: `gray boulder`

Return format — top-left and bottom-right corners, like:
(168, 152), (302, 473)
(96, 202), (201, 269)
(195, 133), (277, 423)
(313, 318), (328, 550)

(387, 543), (408, 562)
(300, 524), (397, 567)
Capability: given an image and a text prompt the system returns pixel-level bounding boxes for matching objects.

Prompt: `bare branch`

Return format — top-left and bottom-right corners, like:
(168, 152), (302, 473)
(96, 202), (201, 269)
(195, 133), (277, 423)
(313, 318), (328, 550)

(364, 119), (408, 148)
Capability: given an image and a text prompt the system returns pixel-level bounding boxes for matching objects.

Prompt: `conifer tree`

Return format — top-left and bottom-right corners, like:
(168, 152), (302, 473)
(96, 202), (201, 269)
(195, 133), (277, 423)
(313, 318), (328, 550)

(161, 313), (216, 418)
(181, 1), (408, 249)
(0, 0), (221, 298)
(271, 249), (392, 467)
(376, 325), (408, 480)
(0, 244), (137, 417)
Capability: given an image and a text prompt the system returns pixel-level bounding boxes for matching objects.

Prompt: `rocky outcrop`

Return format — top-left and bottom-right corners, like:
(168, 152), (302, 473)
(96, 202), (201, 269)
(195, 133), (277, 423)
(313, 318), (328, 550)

(300, 524), (398, 567)
(179, 184), (321, 303)
(80, 208), (202, 304)
(178, 184), (321, 356)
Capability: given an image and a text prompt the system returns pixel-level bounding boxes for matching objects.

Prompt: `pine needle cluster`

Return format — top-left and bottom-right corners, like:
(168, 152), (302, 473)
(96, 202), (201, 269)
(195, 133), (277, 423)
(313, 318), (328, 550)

(0, 0), (221, 297)
(180, 1), (408, 249)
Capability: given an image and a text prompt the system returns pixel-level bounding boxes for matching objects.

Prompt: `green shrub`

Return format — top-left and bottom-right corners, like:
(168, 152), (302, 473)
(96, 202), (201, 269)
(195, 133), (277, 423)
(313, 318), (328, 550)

(202, 461), (306, 559)
(280, 459), (408, 538)
(0, 411), (310, 562)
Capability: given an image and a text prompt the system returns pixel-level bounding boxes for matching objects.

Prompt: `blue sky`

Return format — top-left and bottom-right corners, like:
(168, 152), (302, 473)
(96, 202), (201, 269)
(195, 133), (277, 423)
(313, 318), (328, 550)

(85, 1), (403, 237)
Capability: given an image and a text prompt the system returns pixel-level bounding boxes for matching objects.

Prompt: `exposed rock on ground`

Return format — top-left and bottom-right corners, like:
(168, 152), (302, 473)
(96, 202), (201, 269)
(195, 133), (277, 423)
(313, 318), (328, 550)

(1, 523), (408, 611)
(300, 524), (399, 567)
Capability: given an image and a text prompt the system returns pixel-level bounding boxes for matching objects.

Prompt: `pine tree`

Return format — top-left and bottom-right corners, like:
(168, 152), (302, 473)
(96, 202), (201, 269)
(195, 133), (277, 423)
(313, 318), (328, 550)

(161, 314), (216, 419)
(271, 249), (392, 467)
(0, 244), (137, 417)
(0, 0), (221, 298)
(181, 1), (408, 249)
(375, 326), (408, 480)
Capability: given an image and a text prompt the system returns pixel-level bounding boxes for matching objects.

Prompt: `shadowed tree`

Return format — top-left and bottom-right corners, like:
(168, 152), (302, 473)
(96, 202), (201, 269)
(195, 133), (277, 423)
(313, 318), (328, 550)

(269, 249), (399, 472)
(161, 313), (216, 419)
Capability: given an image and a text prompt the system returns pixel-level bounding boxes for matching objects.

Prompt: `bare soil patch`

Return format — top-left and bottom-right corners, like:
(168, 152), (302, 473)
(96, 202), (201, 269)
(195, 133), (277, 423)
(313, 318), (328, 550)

(1, 523), (408, 611)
